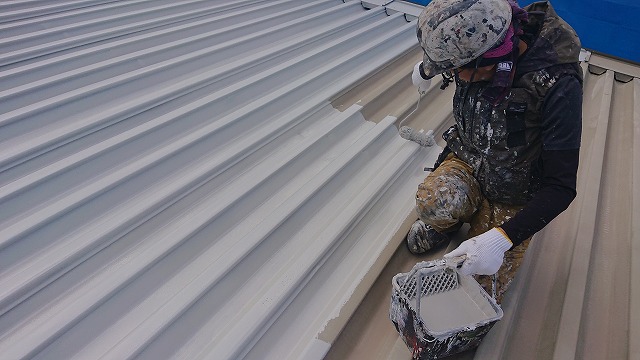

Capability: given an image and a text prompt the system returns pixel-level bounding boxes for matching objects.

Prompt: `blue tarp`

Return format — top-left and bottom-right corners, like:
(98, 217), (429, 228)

(407, 0), (640, 63)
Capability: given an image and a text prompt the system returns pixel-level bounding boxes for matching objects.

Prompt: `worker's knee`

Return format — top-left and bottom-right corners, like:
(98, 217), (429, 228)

(415, 157), (481, 232)
(415, 180), (464, 231)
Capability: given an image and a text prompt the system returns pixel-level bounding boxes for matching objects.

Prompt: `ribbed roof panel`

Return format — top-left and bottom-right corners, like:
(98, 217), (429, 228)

(0, 1), (437, 359)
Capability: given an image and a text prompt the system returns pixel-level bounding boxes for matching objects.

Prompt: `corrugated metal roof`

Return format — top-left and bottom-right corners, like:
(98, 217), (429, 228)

(0, 1), (437, 359)
(1, 1), (638, 360)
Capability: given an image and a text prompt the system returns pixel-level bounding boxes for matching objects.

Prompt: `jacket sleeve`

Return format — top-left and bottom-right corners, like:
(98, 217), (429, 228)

(500, 75), (582, 246)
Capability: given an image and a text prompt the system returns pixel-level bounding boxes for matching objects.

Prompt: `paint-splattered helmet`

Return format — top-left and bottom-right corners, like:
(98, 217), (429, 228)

(417, 0), (513, 78)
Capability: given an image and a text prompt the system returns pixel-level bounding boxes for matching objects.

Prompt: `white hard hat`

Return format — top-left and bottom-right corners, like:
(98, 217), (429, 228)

(417, 0), (513, 78)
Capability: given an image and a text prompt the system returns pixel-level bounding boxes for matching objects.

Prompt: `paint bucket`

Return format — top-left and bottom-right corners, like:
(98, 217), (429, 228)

(389, 257), (503, 359)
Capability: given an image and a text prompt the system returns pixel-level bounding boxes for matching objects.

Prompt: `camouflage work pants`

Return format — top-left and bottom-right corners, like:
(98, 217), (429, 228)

(416, 154), (531, 304)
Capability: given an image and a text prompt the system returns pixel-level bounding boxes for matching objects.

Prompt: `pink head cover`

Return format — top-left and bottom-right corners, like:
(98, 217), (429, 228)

(483, 1), (529, 59)
(483, 24), (515, 58)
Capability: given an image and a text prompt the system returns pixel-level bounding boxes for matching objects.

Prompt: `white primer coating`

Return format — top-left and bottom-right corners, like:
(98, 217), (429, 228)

(419, 276), (498, 334)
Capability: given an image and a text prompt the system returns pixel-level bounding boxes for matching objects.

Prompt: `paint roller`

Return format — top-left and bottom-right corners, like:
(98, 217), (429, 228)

(398, 88), (436, 147)
(399, 126), (435, 147)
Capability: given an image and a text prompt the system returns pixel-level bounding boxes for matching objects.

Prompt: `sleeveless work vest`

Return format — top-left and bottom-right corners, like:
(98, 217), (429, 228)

(443, 1), (583, 205)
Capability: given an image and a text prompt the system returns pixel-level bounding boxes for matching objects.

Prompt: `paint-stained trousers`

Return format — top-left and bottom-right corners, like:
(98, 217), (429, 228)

(415, 154), (531, 304)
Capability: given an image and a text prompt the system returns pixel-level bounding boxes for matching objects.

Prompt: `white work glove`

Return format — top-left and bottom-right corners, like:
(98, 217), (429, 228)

(443, 228), (513, 276)
(411, 61), (432, 94)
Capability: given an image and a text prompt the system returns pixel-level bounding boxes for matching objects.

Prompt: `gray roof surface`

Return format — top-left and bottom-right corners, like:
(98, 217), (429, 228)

(0, 1), (438, 359)
(1, 1), (638, 360)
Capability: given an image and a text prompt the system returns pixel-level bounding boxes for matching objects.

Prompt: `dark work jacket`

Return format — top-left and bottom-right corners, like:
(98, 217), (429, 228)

(443, 2), (583, 205)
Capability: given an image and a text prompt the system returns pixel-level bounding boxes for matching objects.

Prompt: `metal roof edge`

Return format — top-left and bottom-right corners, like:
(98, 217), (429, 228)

(587, 51), (640, 83)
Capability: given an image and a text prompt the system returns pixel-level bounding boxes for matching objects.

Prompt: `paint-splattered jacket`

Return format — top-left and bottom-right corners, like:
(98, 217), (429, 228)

(443, 2), (583, 205)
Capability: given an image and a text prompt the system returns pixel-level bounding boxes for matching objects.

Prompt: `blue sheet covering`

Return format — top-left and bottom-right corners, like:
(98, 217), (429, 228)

(407, 0), (640, 63)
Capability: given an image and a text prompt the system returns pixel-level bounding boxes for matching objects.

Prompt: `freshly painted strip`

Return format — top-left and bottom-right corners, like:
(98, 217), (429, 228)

(0, 106), (365, 359)
(66, 107), (370, 360)
(0, 0), (357, 113)
(0, 4), (385, 170)
(0, 0), (267, 66)
(0, 0), (135, 23)
(0, 0), (319, 90)
(0, 95), (336, 314)
(0, 8), (401, 236)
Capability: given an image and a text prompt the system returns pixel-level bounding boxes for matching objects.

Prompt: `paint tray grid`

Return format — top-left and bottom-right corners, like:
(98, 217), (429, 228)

(399, 267), (459, 298)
